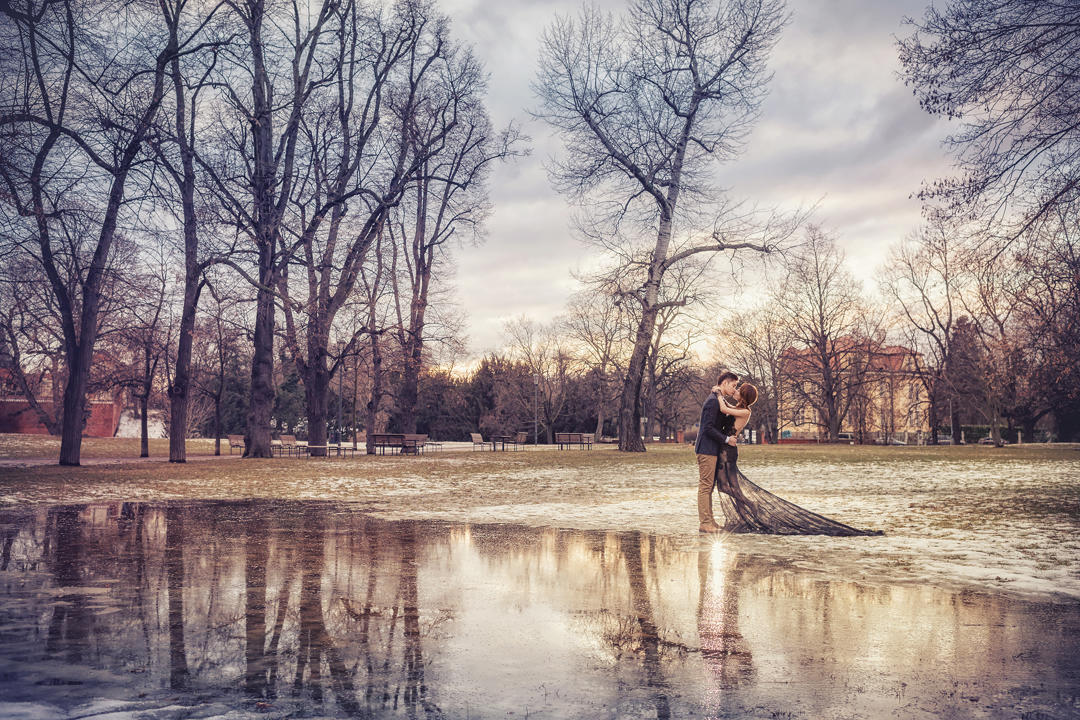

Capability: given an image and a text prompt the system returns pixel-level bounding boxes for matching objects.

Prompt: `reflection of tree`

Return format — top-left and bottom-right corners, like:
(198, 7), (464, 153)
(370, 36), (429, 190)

(244, 515), (269, 696)
(697, 544), (754, 696)
(620, 532), (671, 720)
(0, 510), (21, 571)
(399, 523), (427, 719)
(165, 505), (189, 689)
(45, 506), (89, 662)
(292, 508), (359, 713)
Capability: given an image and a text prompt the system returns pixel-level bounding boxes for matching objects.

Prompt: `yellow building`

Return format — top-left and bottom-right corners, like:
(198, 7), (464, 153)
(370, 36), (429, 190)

(778, 342), (930, 444)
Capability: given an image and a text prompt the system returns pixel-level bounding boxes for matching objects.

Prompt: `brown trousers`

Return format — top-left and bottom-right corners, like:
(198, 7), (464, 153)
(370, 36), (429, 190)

(696, 453), (719, 526)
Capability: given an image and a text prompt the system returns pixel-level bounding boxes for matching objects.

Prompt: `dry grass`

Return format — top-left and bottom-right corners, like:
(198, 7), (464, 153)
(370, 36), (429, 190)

(0, 435), (1076, 508)
(0, 433), (222, 458)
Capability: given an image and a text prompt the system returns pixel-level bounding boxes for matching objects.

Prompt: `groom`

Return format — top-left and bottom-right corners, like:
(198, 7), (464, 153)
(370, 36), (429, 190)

(694, 370), (740, 533)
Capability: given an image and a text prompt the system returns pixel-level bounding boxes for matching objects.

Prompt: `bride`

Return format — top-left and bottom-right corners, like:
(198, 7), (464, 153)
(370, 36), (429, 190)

(710, 382), (880, 536)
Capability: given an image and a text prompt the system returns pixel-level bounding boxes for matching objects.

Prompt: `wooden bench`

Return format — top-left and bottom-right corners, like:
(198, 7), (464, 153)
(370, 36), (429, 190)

(556, 432), (593, 450)
(470, 433), (492, 451)
(274, 434), (300, 457)
(402, 433), (427, 455)
(227, 434), (245, 454)
(507, 431), (528, 450)
(371, 433), (404, 454)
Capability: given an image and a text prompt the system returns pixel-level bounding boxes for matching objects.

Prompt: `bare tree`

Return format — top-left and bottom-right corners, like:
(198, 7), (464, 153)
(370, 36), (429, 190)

(0, 257), (65, 433)
(1011, 208), (1080, 440)
(384, 83), (522, 435)
(504, 316), (571, 443)
(564, 289), (631, 439)
(719, 304), (790, 443)
(119, 258), (169, 457)
(776, 227), (868, 442)
(957, 244), (1026, 445)
(274, 0), (504, 455)
(190, 277), (248, 454)
(0, 0), (177, 464)
(898, 0), (1080, 246)
(880, 220), (964, 443)
(200, 0), (341, 457)
(153, 0), (231, 462)
(534, 0), (793, 451)
(360, 228), (392, 454)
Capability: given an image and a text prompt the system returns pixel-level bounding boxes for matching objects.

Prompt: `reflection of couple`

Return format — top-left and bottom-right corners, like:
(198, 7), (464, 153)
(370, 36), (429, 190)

(694, 371), (879, 536)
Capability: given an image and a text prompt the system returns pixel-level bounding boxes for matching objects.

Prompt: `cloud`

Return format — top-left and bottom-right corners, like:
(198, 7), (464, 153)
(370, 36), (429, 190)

(439, 0), (950, 358)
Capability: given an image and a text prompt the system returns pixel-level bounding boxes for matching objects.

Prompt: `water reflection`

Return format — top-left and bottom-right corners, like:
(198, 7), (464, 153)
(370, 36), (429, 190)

(0, 500), (1077, 719)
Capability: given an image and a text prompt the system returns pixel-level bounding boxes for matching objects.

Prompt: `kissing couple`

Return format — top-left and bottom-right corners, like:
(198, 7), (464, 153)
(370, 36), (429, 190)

(692, 370), (880, 536)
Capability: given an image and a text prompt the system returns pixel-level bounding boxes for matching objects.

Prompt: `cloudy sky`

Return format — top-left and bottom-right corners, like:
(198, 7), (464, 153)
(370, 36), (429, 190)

(436, 0), (955, 360)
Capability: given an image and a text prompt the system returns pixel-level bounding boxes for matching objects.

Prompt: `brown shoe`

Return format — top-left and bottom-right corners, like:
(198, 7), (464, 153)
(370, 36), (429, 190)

(699, 522), (721, 533)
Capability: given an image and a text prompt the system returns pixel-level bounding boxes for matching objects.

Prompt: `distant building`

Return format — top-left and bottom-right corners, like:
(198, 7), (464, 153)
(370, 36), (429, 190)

(778, 340), (930, 444)
(0, 353), (125, 437)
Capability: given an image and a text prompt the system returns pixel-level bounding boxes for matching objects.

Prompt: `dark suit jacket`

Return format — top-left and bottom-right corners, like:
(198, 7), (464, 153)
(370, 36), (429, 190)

(693, 394), (730, 456)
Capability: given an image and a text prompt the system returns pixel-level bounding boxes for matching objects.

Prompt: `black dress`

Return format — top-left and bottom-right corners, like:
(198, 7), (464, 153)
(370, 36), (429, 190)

(711, 399), (879, 536)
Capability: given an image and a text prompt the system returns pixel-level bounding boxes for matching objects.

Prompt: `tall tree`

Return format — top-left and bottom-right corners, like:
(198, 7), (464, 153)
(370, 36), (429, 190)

(385, 81), (521, 435)
(154, 0), (230, 462)
(203, 0), (339, 457)
(880, 220), (963, 443)
(899, 0), (1080, 245)
(278, 0), (503, 454)
(534, 0), (793, 451)
(0, 0), (177, 464)
(776, 227), (867, 442)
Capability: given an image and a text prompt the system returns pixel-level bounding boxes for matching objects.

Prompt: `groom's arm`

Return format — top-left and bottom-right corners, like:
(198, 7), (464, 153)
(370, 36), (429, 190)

(700, 397), (730, 445)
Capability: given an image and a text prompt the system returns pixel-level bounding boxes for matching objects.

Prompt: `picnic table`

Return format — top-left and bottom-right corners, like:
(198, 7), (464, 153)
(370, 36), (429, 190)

(371, 433), (428, 455)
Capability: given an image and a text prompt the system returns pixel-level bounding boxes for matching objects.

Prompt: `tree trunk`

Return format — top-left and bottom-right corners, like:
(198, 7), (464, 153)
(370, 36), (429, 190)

(58, 345), (91, 466)
(168, 261), (201, 462)
(351, 356), (359, 449)
(165, 505), (188, 690)
(244, 518), (268, 696)
(305, 362), (330, 457)
(166, 45), (202, 464)
(365, 332), (382, 455)
(169, 389), (190, 461)
(213, 393), (222, 456)
(140, 342), (151, 457)
(616, 202), (674, 452)
(392, 350), (420, 434)
(951, 405), (961, 445)
(246, 263), (275, 457)
(140, 397), (149, 457)
(928, 394), (939, 445)
(617, 308), (658, 452)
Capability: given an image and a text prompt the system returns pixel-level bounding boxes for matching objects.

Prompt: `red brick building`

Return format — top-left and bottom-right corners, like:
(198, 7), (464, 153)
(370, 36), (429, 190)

(0, 361), (126, 438)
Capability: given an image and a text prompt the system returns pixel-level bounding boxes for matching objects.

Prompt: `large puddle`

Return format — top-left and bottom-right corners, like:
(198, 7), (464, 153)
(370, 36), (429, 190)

(1, 500), (1078, 719)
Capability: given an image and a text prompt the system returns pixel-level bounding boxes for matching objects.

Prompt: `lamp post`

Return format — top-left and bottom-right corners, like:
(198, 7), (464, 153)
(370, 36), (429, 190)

(533, 373), (539, 445)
